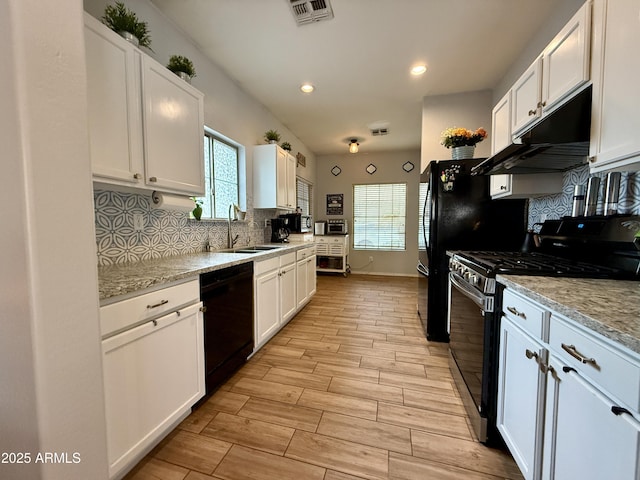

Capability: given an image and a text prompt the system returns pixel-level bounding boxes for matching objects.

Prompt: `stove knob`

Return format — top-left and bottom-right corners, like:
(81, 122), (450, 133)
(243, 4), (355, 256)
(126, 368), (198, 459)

(463, 271), (471, 281)
(470, 274), (479, 286)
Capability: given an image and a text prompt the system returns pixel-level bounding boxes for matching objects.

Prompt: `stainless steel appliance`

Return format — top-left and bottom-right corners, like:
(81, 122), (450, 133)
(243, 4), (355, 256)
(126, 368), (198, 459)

(326, 218), (348, 235)
(270, 218), (290, 243)
(418, 158), (527, 342)
(280, 213), (312, 233)
(314, 221), (326, 235)
(448, 215), (640, 445)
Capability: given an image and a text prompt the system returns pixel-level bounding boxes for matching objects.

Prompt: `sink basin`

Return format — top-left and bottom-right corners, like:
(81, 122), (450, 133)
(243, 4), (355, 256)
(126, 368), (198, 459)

(251, 245), (283, 250)
(232, 249), (261, 254)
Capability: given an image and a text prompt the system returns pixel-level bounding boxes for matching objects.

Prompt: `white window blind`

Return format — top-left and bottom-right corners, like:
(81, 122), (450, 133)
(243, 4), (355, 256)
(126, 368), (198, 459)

(353, 183), (407, 251)
(418, 181), (429, 250)
(296, 177), (312, 216)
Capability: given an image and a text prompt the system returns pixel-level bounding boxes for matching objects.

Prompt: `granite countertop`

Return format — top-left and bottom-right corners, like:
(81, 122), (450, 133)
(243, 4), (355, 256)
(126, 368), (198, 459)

(497, 275), (640, 355)
(98, 243), (311, 303)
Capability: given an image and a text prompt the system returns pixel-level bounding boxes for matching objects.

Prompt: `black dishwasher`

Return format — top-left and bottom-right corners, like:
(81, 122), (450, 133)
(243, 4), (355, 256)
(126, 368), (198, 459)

(200, 262), (253, 395)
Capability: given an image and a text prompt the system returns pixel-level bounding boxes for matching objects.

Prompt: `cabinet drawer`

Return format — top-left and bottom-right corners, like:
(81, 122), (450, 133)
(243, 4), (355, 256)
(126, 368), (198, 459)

(549, 315), (640, 411)
(100, 279), (199, 337)
(280, 252), (296, 266)
(502, 288), (548, 340)
(296, 246), (315, 261)
(255, 256), (279, 275)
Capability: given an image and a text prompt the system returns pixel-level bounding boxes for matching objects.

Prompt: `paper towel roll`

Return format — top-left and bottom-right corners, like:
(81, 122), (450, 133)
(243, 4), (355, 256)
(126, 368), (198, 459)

(151, 191), (194, 213)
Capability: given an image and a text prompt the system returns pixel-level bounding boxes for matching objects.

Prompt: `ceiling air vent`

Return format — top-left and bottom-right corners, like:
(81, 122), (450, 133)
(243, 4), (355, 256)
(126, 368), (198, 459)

(288, 0), (334, 26)
(370, 128), (389, 136)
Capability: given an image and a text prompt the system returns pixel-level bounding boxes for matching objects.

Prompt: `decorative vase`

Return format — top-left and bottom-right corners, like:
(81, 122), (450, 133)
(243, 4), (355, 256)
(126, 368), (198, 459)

(118, 31), (139, 47)
(176, 71), (192, 84)
(451, 145), (475, 160)
(192, 205), (202, 220)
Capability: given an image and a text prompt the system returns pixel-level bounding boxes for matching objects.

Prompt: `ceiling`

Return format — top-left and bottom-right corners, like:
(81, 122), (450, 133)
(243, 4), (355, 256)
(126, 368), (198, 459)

(150, 0), (561, 156)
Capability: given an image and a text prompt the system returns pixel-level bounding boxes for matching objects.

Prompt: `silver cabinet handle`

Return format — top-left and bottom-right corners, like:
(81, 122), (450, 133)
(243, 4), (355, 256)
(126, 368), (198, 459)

(507, 306), (526, 319)
(133, 173), (141, 179)
(147, 299), (168, 309)
(528, 109), (537, 116)
(561, 343), (597, 366)
(500, 185), (507, 190)
(525, 349), (539, 361)
(149, 176), (157, 182)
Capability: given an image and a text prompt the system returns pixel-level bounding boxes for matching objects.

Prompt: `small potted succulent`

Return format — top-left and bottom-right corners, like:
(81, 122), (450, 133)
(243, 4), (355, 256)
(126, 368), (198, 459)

(280, 141), (292, 152)
(167, 55), (196, 83)
(264, 129), (281, 144)
(102, 1), (152, 50)
(191, 198), (203, 220)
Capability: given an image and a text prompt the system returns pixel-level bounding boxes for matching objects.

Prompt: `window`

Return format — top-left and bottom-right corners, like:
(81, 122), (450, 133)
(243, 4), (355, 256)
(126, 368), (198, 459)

(198, 130), (239, 219)
(296, 177), (313, 216)
(353, 183), (407, 250)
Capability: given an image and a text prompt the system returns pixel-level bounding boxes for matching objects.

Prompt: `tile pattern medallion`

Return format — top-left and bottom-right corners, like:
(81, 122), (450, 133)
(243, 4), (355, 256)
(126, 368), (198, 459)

(528, 165), (640, 227)
(124, 275), (524, 480)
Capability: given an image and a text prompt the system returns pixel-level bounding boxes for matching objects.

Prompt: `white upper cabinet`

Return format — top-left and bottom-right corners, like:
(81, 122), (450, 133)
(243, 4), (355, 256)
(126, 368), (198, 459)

(141, 56), (205, 194)
(511, 1), (591, 137)
(589, 0), (640, 172)
(84, 13), (144, 185)
(84, 13), (205, 196)
(253, 144), (296, 210)
(492, 90), (512, 155)
(541, 1), (591, 114)
(511, 57), (543, 135)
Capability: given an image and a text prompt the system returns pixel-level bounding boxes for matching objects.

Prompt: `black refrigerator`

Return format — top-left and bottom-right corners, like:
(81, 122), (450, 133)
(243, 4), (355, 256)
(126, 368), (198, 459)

(417, 158), (527, 342)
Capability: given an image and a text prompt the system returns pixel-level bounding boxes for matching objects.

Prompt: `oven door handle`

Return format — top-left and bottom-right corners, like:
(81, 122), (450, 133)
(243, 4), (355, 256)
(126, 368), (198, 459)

(449, 272), (492, 312)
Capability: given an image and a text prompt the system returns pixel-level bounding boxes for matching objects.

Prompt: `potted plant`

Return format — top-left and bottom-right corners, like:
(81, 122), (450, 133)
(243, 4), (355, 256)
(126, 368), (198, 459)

(440, 127), (487, 159)
(264, 129), (281, 144)
(280, 141), (292, 152)
(191, 198), (203, 220)
(102, 1), (152, 50)
(167, 55), (196, 83)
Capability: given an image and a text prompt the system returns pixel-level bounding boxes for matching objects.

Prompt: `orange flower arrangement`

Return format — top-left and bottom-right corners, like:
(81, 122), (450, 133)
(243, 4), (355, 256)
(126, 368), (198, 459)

(440, 127), (487, 148)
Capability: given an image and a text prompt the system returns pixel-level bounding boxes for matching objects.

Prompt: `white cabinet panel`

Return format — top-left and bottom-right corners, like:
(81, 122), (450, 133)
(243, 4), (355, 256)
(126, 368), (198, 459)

(142, 56), (205, 195)
(491, 91), (512, 155)
(255, 268), (280, 347)
(511, 58), (543, 135)
(102, 302), (204, 479)
(254, 144), (296, 210)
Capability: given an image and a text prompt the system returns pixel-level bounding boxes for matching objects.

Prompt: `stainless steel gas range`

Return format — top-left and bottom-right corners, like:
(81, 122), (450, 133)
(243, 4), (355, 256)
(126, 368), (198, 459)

(447, 215), (640, 446)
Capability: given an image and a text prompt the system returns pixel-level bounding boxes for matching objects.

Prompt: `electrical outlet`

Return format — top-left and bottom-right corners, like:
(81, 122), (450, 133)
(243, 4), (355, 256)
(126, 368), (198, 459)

(133, 213), (144, 231)
(265, 219), (271, 227)
(369, 256), (373, 262)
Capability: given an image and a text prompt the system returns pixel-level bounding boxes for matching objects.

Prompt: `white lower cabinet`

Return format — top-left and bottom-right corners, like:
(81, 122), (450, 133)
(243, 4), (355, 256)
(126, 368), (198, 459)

(254, 252), (297, 349)
(497, 317), (546, 480)
(498, 286), (640, 480)
(296, 246), (316, 308)
(101, 290), (204, 479)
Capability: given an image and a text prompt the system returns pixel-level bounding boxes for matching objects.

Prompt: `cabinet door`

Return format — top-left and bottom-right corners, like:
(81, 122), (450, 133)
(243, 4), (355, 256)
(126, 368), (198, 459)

(141, 56), (205, 195)
(306, 255), (317, 298)
(511, 57), (543, 135)
(589, 0), (640, 171)
(543, 356), (640, 480)
(102, 303), (204, 478)
(276, 147), (289, 209)
(497, 317), (546, 480)
(285, 152), (297, 209)
(255, 269), (280, 347)
(280, 262), (297, 322)
(541, 1), (591, 114)
(84, 13), (144, 184)
(492, 90), (512, 155)
(296, 259), (308, 308)
(490, 175), (512, 198)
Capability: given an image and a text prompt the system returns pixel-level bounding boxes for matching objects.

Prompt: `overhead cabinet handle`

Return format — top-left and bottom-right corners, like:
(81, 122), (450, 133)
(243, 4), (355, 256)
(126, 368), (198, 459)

(561, 343), (597, 366)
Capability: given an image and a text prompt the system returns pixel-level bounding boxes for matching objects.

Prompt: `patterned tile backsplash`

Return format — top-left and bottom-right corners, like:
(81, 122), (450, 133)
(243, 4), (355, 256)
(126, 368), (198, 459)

(528, 165), (640, 227)
(94, 189), (276, 265)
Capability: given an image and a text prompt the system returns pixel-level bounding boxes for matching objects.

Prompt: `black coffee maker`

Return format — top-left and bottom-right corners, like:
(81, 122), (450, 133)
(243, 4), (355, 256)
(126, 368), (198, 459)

(271, 218), (290, 243)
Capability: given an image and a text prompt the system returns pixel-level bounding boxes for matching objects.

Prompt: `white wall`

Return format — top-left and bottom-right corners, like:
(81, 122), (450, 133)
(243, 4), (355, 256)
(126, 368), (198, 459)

(0, 0), (108, 478)
(420, 90), (493, 172)
(315, 150), (421, 276)
(83, 0), (317, 201)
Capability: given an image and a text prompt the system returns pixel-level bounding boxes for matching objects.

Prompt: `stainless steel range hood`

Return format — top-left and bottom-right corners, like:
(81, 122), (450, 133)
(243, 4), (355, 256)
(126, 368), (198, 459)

(472, 85), (592, 175)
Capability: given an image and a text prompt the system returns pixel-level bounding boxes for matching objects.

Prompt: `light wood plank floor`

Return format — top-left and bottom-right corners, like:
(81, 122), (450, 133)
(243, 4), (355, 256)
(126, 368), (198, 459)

(125, 274), (523, 480)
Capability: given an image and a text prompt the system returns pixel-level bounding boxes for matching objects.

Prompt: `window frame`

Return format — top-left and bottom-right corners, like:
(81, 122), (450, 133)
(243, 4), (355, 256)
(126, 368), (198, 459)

(352, 182), (407, 251)
(296, 177), (313, 217)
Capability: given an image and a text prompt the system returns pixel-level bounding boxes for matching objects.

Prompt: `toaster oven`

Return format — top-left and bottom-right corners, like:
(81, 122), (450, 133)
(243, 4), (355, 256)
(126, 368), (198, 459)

(326, 219), (348, 235)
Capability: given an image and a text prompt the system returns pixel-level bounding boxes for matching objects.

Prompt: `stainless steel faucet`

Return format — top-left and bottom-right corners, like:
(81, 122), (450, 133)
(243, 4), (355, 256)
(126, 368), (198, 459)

(228, 204), (239, 248)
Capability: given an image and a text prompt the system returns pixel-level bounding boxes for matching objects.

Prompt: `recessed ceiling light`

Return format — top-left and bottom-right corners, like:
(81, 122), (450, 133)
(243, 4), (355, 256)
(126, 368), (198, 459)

(300, 83), (315, 93)
(411, 65), (427, 76)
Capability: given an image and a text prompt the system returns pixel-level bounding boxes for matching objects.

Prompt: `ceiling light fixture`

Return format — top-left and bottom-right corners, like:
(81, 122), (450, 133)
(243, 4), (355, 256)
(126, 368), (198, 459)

(411, 64), (427, 76)
(349, 139), (359, 154)
(300, 83), (315, 93)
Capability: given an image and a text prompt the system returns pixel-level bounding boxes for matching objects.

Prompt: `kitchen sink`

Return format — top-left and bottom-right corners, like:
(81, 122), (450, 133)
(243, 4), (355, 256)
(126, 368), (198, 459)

(218, 245), (284, 254)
